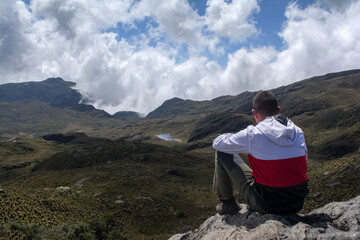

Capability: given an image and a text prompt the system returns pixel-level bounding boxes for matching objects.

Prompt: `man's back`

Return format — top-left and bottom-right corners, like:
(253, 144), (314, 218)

(247, 115), (308, 186)
(247, 115), (308, 214)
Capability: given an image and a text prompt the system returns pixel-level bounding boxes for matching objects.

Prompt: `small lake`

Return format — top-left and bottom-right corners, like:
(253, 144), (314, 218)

(155, 134), (182, 142)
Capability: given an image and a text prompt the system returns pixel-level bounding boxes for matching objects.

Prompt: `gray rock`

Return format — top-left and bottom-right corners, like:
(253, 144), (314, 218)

(135, 196), (154, 202)
(170, 195), (360, 240)
(326, 181), (341, 187)
(339, 165), (351, 173)
(73, 177), (90, 188)
(313, 192), (322, 198)
(56, 186), (71, 192)
(7, 137), (19, 142)
(312, 191), (324, 202)
(115, 200), (124, 204)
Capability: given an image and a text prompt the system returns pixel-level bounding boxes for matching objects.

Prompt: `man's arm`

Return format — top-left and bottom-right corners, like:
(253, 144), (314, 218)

(212, 127), (250, 154)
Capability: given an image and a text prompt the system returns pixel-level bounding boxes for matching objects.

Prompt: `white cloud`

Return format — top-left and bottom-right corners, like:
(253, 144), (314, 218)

(320, 0), (359, 11)
(0, 1), (35, 80)
(273, 1), (360, 84)
(0, 0), (359, 115)
(222, 47), (277, 93)
(205, 0), (260, 42)
(77, 44), (179, 113)
(30, 0), (134, 38)
(220, 0), (360, 94)
(135, 0), (205, 46)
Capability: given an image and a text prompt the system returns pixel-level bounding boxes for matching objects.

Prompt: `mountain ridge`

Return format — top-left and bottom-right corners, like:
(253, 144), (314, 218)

(0, 77), (146, 120)
(0, 77), (82, 104)
(2, 69), (359, 120)
(147, 69), (360, 119)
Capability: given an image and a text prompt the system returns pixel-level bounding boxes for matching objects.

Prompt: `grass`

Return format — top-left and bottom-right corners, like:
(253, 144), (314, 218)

(303, 152), (360, 213)
(0, 134), (218, 239)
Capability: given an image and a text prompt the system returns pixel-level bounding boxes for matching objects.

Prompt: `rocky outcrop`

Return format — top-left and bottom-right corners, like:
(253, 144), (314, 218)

(170, 196), (360, 240)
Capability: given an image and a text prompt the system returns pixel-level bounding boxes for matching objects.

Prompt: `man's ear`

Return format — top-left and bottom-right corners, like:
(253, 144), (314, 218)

(252, 109), (259, 119)
(277, 106), (280, 114)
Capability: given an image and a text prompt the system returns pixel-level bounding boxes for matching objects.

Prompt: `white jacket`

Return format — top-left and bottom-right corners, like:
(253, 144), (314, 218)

(213, 115), (308, 188)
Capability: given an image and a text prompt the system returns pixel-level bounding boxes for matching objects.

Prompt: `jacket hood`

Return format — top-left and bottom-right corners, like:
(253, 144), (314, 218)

(256, 114), (299, 147)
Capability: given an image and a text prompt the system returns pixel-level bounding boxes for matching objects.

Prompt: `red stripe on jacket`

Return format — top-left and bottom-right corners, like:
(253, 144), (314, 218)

(248, 154), (308, 188)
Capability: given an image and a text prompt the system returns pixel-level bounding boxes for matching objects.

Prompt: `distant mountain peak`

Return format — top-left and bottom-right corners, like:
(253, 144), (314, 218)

(43, 77), (76, 87)
(113, 111), (141, 119)
(43, 77), (65, 82)
(167, 97), (184, 103)
(146, 97), (186, 118)
(0, 77), (81, 104)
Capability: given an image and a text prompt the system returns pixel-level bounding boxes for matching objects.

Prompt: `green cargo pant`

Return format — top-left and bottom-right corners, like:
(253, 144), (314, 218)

(213, 151), (267, 214)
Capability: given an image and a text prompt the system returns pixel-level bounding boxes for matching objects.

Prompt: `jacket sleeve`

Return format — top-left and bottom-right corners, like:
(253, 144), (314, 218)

(212, 126), (251, 154)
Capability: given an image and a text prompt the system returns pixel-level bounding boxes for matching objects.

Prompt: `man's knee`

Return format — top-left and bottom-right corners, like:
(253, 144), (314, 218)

(216, 151), (237, 172)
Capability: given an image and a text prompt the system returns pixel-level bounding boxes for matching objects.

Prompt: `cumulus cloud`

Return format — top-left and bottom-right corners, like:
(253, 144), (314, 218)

(30, 0), (134, 38)
(273, 1), (360, 84)
(222, 46), (277, 92)
(205, 0), (260, 42)
(221, 0), (360, 93)
(133, 1), (205, 47)
(0, 0), (359, 114)
(0, 1), (35, 79)
(321, 0), (359, 11)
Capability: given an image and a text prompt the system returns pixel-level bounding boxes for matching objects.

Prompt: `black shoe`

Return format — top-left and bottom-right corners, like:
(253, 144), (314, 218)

(216, 197), (240, 215)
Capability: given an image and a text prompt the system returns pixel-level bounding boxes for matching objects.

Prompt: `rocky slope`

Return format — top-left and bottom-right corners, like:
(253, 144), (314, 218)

(170, 195), (360, 240)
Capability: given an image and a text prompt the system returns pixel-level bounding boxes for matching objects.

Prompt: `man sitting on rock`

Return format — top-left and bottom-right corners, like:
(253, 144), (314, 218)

(212, 90), (309, 215)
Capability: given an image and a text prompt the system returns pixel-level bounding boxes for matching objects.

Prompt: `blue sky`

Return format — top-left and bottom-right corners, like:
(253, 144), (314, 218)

(102, 0), (317, 67)
(1, 0), (359, 114)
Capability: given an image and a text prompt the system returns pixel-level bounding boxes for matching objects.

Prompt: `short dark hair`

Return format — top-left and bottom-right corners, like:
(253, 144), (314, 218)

(252, 90), (278, 116)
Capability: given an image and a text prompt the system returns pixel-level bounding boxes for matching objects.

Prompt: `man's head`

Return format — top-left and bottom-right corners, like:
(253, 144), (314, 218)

(252, 90), (280, 123)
